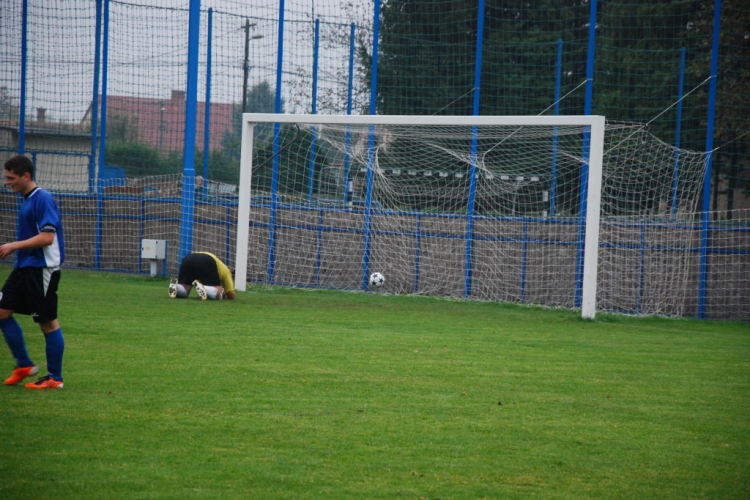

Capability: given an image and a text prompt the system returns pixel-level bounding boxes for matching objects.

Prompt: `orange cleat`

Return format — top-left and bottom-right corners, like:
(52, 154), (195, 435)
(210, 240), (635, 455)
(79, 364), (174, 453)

(4, 365), (39, 385)
(25, 375), (64, 390)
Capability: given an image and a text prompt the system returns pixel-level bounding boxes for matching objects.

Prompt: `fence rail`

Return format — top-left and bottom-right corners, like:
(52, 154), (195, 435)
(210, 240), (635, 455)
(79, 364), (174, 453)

(1, 190), (746, 320)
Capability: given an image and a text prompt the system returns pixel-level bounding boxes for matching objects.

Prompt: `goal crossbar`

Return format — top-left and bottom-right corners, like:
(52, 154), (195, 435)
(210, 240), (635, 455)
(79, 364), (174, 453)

(240, 113), (605, 128)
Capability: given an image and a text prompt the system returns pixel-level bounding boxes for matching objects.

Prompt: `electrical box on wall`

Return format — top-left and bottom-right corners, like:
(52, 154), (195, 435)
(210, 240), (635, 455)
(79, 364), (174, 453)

(141, 239), (167, 276)
(141, 239), (167, 260)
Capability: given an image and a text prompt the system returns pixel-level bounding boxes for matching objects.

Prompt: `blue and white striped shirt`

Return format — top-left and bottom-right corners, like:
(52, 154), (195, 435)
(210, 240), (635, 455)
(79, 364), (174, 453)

(15, 187), (65, 269)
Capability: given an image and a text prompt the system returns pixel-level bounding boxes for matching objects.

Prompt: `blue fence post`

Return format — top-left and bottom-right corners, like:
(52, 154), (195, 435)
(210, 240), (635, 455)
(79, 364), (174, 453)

(343, 22), (355, 205)
(308, 19), (320, 204)
(310, 19), (322, 285)
(672, 47), (686, 218)
(699, 0), (722, 319)
(520, 220), (528, 302)
(638, 225), (645, 313)
(88, 0), (103, 194)
(178, 0), (201, 264)
(463, 0), (485, 299)
(550, 38), (563, 216)
(315, 208), (323, 287)
(414, 214), (422, 293)
(361, 0), (380, 290)
(225, 204), (232, 265)
(95, 0), (111, 270)
(202, 7), (213, 198)
(267, 0), (286, 283)
(19, 0), (28, 154)
(575, 0), (598, 309)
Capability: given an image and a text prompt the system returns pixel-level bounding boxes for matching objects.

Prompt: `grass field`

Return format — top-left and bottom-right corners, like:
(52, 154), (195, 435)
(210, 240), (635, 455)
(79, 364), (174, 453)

(1, 267), (748, 499)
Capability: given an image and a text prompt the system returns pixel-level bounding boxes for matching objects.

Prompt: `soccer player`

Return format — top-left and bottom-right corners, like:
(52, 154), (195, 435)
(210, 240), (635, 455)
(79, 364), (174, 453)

(169, 252), (235, 300)
(1, 154), (66, 389)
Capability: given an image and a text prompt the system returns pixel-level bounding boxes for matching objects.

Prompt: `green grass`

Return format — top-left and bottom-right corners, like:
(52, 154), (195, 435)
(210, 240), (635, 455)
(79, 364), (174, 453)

(1, 268), (749, 499)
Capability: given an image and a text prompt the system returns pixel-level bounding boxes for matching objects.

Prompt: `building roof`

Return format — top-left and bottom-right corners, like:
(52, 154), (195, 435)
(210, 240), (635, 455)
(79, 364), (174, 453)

(81, 90), (235, 153)
(0, 124), (91, 139)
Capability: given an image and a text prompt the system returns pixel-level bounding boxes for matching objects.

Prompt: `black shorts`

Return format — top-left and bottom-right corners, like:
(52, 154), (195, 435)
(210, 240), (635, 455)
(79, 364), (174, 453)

(178, 253), (221, 287)
(0, 267), (61, 324)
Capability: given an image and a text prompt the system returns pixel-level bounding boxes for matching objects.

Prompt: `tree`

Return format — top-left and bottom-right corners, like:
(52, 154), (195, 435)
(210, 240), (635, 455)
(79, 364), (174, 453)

(592, 1), (705, 144)
(106, 114), (139, 143)
(365, 0), (590, 116)
(373, 0), (477, 115)
(0, 86), (19, 121)
(687, 0), (750, 215)
(361, 0), (748, 217)
(105, 141), (166, 177)
(222, 81), (283, 162)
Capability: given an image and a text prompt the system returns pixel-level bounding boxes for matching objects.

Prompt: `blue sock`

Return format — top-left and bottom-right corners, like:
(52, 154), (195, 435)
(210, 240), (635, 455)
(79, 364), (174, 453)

(44, 328), (65, 381)
(0, 317), (33, 368)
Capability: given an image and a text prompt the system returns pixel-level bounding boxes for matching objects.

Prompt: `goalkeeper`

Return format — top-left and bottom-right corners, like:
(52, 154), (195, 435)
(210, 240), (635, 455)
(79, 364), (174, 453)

(169, 252), (235, 300)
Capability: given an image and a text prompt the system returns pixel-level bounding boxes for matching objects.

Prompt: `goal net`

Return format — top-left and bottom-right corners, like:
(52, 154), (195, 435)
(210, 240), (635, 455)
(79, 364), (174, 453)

(1, 115), (728, 318)
(236, 114), (605, 318)
(596, 122), (709, 316)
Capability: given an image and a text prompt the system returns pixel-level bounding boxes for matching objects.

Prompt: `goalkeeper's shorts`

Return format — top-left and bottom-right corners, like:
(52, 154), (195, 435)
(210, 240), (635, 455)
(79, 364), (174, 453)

(178, 252), (221, 287)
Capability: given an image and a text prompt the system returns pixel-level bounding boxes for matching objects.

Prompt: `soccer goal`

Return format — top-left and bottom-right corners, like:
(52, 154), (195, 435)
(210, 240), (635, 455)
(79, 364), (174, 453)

(236, 114), (606, 319)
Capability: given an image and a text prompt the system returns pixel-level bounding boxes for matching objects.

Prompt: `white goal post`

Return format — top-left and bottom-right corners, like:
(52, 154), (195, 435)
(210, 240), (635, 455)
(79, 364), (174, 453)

(235, 113), (605, 319)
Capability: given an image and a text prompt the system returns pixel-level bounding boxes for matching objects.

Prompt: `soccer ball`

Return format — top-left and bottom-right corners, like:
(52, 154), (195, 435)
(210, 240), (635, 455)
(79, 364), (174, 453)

(369, 272), (385, 288)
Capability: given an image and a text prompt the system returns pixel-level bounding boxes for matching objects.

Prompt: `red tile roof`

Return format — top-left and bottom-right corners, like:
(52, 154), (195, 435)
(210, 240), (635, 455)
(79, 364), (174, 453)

(82, 90), (235, 153)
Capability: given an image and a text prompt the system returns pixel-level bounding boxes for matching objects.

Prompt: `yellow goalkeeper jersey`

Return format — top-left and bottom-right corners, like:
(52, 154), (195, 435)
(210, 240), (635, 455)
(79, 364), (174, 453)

(198, 252), (235, 294)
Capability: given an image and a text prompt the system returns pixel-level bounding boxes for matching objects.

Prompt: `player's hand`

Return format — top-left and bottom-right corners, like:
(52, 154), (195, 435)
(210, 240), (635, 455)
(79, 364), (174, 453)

(0, 242), (17, 259)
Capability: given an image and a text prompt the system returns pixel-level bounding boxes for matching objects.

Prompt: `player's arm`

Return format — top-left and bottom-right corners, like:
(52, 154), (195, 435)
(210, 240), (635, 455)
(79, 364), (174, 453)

(0, 231), (55, 259)
(216, 260), (236, 299)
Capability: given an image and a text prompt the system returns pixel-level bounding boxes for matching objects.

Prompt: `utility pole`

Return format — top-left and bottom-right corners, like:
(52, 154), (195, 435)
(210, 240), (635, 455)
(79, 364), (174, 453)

(242, 20), (263, 114)
(158, 100), (166, 150)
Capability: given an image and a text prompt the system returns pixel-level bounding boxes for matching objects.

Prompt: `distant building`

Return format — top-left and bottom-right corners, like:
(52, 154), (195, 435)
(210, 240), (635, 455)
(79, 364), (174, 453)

(0, 108), (92, 192)
(81, 89), (235, 153)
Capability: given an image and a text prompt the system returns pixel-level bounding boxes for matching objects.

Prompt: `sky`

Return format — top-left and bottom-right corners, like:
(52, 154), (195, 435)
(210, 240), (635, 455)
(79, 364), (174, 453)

(1, 0), (374, 123)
